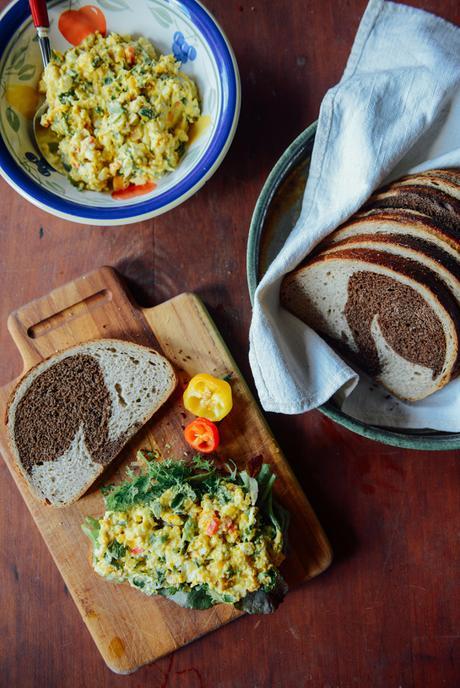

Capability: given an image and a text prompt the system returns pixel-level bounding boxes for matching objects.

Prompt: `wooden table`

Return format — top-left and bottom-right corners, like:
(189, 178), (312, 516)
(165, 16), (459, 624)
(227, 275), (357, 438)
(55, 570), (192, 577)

(1, 1), (459, 686)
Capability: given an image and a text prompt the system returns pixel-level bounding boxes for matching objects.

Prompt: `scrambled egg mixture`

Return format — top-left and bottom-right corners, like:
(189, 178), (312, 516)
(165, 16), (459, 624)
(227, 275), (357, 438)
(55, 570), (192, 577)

(93, 482), (284, 602)
(39, 32), (200, 192)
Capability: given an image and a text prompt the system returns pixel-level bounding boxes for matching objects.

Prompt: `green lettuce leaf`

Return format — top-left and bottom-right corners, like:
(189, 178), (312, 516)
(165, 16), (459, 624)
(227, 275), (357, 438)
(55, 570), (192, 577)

(81, 516), (101, 549)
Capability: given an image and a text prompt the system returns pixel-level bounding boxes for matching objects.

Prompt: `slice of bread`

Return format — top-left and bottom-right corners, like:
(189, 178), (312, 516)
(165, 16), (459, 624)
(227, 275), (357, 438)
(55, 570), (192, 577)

(364, 185), (460, 230)
(320, 211), (460, 261)
(416, 168), (460, 185)
(320, 234), (460, 306)
(281, 249), (460, 401)
(6, 339), (177, 507)
(389, 172), (460, 200)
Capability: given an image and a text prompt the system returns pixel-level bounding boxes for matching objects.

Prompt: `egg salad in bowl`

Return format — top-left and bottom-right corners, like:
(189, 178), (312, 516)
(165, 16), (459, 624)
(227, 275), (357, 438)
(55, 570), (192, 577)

(39, 32), (200, 193)
(83, 452), (289, 613)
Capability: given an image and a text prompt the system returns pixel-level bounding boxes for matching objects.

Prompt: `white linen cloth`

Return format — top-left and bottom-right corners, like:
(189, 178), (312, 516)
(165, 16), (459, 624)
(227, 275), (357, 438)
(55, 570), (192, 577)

(249, 0), (460, 430)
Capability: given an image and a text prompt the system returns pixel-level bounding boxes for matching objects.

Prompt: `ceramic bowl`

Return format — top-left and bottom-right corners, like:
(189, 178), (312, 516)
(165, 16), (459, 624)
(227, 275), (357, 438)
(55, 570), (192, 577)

(0, 0), (240, 225)
(247, 122), (460, 450)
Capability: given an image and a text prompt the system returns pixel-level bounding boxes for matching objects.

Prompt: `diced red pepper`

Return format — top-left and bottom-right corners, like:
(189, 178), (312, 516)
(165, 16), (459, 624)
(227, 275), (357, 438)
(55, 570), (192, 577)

(125, 46), (136, 65)
(206, 517), (220, 536)
(130, 546), (144, 555)
(222, 518), (236, 532)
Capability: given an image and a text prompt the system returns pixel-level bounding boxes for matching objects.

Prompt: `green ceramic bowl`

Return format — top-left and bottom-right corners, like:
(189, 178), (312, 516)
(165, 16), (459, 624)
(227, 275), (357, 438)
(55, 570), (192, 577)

(247, 122), (460, 451)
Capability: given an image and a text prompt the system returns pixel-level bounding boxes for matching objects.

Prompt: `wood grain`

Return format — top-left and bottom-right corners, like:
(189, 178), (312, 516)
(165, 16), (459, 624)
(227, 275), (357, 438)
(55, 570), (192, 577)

(1, 1), (459, 687)
(0, 267), (331, 674)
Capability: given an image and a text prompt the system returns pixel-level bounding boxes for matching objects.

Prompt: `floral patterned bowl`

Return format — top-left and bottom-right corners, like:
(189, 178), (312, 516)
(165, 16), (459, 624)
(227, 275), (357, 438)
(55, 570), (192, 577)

(0, 0), (240, 225)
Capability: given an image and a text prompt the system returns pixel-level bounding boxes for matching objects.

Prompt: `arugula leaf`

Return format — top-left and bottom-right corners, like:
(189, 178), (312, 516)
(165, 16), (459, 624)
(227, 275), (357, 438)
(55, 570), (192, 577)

(159, 585), (215, 610)
(159, 584), (236, 610)
(239, 470), (259, 505)
(81, 516), (101, 548)
(255, 464), (277, 506)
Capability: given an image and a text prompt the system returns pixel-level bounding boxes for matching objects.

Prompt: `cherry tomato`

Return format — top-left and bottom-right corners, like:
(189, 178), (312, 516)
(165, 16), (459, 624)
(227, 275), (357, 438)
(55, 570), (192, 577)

(184, 417), (220, 453)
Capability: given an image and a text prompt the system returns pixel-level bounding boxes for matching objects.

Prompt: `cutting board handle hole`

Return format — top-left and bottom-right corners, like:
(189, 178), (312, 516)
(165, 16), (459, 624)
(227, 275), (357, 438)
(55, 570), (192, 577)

(27, 289), (113, 339)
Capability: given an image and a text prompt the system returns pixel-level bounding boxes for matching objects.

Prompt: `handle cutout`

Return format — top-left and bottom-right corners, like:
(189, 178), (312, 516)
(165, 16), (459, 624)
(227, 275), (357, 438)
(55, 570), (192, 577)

(27, 289), (112, 339)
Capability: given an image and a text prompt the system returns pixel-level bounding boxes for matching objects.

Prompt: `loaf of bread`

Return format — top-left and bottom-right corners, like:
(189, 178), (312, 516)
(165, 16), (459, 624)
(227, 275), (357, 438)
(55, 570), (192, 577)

(6, 339), (176, 507)
(281, 168), (460, 401)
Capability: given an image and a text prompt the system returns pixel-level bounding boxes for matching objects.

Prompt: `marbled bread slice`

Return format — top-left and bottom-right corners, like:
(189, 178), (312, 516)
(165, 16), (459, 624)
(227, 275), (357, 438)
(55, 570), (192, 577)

(385, 170), (460, 200)
(416, 168), (460, 185)
(6, 339), (177, 507)
(281, 248), (460, 401)
(364, 185), (460, 230)
(320, 211), (460, 261)
(320, 234), (460, 306)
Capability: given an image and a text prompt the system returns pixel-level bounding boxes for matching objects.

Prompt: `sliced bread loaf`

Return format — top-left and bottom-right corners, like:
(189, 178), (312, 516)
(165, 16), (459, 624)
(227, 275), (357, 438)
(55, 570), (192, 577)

(6, 339), (177, 507)
(281, 248), (460, 401)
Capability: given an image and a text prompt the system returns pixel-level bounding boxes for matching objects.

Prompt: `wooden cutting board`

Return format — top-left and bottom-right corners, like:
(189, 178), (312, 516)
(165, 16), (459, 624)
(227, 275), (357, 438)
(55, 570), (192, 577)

(0, 266), (332, 674)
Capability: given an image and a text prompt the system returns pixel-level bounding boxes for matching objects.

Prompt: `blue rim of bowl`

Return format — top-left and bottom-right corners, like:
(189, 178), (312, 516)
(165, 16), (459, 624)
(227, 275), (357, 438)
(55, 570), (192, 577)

(0, 0), (240, 224)
(247, 122), (460, 451)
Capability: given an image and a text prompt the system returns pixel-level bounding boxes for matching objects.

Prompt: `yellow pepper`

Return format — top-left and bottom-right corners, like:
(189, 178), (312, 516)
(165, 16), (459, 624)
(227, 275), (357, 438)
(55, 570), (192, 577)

(183, 373), (233, 422)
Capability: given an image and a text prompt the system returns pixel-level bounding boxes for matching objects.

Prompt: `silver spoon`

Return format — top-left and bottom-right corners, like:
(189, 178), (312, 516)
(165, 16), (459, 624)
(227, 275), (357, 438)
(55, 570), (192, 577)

(30, 0), (64, 173)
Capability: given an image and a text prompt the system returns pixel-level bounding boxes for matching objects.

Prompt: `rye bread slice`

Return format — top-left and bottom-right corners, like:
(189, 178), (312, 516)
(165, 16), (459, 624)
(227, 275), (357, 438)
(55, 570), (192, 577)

(281, 248), (460, 401)
(416, 168), (460, 185)
(320, 234), (460, 306)
(363, 185), (460, 231)
(381, 174), (460, 201)
(319, 211), (460, 262)
(6, 339), (177, 507)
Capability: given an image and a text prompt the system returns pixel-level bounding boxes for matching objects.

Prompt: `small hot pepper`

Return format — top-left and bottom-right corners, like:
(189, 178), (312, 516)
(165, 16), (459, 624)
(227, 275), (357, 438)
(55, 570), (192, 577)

(183, 373), (233, 422)
(184, 417), (220, 454)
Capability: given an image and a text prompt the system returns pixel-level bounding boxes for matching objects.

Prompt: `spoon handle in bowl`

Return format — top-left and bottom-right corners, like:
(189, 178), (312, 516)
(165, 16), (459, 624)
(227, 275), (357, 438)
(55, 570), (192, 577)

(29, 0), (51, 66)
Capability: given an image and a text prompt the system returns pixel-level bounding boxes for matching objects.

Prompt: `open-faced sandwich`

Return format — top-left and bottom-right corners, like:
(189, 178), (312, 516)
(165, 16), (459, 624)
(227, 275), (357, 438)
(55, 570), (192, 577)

(83, 451), (289, 614)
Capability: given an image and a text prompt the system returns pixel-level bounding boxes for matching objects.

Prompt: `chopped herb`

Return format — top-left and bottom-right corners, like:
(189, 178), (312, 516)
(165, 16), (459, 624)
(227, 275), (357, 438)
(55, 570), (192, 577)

(104, 540), (127, 569)
(139, 106), (156, 119)
(175, 141), (186, 158)
(58, 89), (77, 105)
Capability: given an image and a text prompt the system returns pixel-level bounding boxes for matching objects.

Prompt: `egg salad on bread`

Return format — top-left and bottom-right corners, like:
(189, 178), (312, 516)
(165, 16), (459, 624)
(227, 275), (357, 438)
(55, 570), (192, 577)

(40, 32), (200, 192)
(83, 453), (289, 613)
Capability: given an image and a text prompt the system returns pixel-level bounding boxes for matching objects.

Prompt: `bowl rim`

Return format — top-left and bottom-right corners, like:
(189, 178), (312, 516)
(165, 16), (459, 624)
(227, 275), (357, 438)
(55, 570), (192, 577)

(247, 122), (460, 451)
(0, 0), (241, 225)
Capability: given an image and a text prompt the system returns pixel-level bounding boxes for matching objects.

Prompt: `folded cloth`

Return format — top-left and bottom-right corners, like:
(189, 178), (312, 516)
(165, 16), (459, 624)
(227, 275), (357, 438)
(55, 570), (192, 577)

(249, 0), (460, 429)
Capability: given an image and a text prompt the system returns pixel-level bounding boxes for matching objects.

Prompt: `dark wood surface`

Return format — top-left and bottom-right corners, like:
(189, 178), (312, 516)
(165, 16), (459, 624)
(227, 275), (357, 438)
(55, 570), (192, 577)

(1, 1), (459, 686)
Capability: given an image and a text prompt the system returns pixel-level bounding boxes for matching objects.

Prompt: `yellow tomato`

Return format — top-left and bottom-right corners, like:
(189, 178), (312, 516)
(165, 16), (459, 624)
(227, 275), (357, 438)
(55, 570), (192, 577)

(183, 373), (233, 422)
